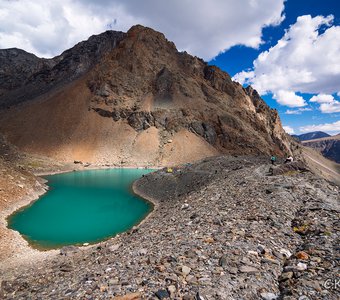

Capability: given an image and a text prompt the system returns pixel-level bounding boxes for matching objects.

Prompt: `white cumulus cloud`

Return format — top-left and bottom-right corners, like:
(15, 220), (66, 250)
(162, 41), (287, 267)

(273, 90), (306, 107)
(233, 15), (340, 109)
(300, 120), (340, 133)
(0, 0), (285, 59)
(282, 125), (295, 134)
(310, 94), (335, 103)
(309, 93), (340, 113)
(319, 102), (340, 113)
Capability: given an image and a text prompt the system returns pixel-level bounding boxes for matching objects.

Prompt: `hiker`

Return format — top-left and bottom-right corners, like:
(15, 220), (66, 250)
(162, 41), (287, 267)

(285, 156), (293, 163)
(270, 155), (276, 165)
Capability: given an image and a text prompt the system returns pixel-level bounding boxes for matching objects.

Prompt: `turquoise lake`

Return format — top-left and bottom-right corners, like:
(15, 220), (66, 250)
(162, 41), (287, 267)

(7, 168), (154, 249)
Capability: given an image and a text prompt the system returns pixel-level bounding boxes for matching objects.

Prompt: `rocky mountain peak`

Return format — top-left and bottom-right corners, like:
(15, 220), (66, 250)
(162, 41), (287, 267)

(0, 30), (125, 108)
(0, 25), (293, 165)
(126, 25), (177, 49)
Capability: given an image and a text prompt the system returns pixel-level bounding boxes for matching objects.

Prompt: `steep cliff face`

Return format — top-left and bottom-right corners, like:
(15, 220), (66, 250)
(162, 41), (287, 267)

(0, 25), (291, 166)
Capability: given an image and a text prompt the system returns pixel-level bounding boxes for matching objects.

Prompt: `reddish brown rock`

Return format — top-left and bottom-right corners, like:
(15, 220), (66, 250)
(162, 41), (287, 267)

(113, 292), (141, 300)
(0, 25), (292, 166)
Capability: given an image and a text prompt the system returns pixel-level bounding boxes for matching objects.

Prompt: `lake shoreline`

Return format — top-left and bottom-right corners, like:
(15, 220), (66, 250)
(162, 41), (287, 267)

(0, 180), (60, 274)
(0, 156), (339, 299)
(0, 165), (160, 276)
(34, 164), (162, 177)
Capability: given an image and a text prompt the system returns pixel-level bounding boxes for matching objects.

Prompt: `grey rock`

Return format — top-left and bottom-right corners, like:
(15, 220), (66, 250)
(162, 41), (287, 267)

(109, 243), (121, 252)
(202, 123), (217, 145)
(60, 245), (79, 256)
(218, 255), (228, 267)
(279, 272), (293, 281)
(190, 121), (205, 137)
(93, 108), (112, 118)
(260, 292), (278, 300)
(181, 265), (191, 276)
(155, 289), (170, 299)
(269, 161), (308, 176)
(59, 263), (73, 272)
(228, 267), (238, 275)
(239, 265), (260, 274)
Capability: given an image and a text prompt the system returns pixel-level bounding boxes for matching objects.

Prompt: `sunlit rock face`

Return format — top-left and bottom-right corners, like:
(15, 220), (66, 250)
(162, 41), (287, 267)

(0, 25), (292, 165)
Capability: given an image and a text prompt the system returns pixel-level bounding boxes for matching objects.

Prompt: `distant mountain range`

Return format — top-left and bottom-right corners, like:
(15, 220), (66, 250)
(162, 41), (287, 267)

(294, 132), (340, 163)
(292, 131), (331, 141)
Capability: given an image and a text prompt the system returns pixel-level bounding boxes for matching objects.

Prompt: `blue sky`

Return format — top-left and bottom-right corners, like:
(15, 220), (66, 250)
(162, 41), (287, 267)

(1, 0), (339, 134)
(211, 0), (340, 135)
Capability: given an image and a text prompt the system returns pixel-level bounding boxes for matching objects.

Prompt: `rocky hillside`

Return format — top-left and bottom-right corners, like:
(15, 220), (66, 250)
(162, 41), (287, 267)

(0, 135), (47, 262)
(0, 25), (291, 166)
(1, 156), (338, 299)
(302, 135), (340, 163)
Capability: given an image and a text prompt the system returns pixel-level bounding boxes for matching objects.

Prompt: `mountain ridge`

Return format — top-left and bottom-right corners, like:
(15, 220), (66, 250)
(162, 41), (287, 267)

(0, 30), (126, 108)
(292, 131), (330, 141)
(0, 25), (292, 166)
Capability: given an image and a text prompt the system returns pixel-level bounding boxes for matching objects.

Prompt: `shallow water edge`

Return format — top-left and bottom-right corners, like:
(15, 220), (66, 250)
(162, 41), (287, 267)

(0, 167), (159, 274)
(7, 168), (156, 250)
